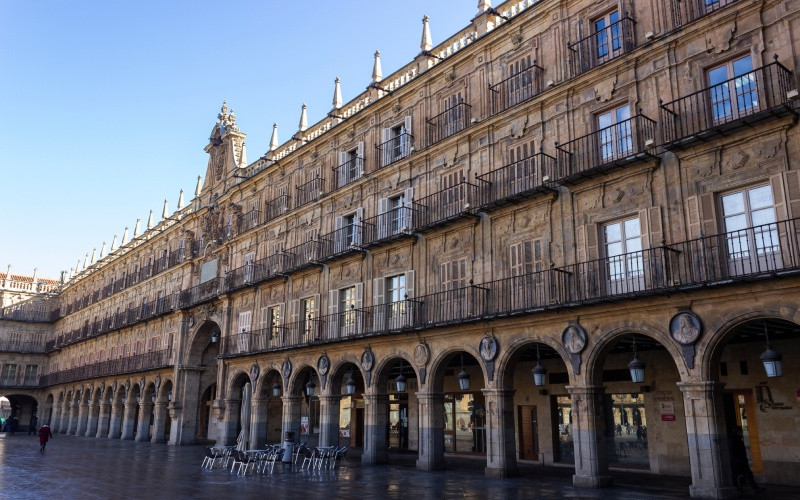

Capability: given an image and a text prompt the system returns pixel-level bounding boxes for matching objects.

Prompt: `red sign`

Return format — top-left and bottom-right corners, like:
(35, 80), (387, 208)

(661, 414), (676, 422)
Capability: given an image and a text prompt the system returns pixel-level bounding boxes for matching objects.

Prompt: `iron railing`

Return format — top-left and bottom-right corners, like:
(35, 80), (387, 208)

(490, 61), (544, 114)
(377, 133), (413, 168)
(241, 210), (261, 232)
(556, 114), (658, 182)
(569, 17), (636, 78)
(670, 0), (740, 29)
(295, 177), (325, 208)
(319, 223), (367, 260)
(412, 181), (484, 231)
(476, 151), (557, 208)
(0, 301), (56, 323)
(39, 349), (174, 387)
(179, 278), (222, 309)
(333, 156), (364, 188)
(660, 60), (796, 149)
(426, 101), (472, 145)
(282, 240), (325, 273)
(361, 206), (417, 247)
(265, 194), (291, 222)
(0, 339), (48, 354)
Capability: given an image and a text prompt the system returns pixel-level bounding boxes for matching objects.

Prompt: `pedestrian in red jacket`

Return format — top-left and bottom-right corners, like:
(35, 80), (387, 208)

(38, 424), (53, 453)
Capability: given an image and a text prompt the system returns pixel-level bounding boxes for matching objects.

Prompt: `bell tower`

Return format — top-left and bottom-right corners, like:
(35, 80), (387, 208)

(199, 101), (247, 206)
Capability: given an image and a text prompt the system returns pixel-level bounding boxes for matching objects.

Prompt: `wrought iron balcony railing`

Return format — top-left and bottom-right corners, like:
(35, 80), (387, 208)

(282, 240), (325, 273)
(670, 0), (740, 29)
(241, 210), (261, 232)
(333, 156), (364, 189)
(490, 61), (544, 114)
(0, 339), (48, 354)
(265, 194), (291, 222)
(179, 278), (222, 309)
(377, 132), (413, 168)
(426, 101), (472, 146)
(569, 16), (636, 78)
(660, 60), (796, 149)
(361, 206), (417, 248)
(556, 114), (658, 183)
(39, 349), (174, 387)
(318, 223), (367, 261)
(0, 302), (56, 323)
(412, 181), (484, 232)
(295, 177), (325, 208)
(476, 150), (557, 208)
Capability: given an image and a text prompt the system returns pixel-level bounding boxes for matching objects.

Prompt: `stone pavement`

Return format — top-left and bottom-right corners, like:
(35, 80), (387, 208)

(0, 434), (793, 499)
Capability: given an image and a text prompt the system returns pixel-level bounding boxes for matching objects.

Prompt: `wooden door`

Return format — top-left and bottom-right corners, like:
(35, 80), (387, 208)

(518, 405), (539, 460)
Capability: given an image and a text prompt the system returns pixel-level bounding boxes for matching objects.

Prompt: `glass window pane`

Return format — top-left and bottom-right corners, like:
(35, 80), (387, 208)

(732, 56), (753, 77)
(624, 218), (641, 238)
(616, 105), (631, 122)
(750, 208), (775, 226)
(748, 186), (773, 210)
(605, 223), (621, 243)
(607, 242), (623, 257)
(722, 192), (745, 216)
(708, 65), (729, 86)
(609, 11), (619, 24)
(724, 214), (748, 232)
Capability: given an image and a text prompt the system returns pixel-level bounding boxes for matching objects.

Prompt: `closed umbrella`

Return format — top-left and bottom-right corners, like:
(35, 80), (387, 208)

(236, 382), (252, 451)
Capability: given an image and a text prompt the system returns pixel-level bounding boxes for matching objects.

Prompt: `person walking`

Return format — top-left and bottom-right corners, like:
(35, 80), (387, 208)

(38, 423), (53, 453)
(730, 426), (765, 493)
(28, 415), (39, 436)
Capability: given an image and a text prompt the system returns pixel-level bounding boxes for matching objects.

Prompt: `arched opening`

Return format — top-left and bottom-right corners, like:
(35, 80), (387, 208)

(371, 356), (417, 463)
(138, 383), (156, 441)
(0, 394), (37, 433)
(125, 383), (141, 440)
(197, 383), (217, 443)
(328, 361), (366, 451)
(591, 332), (687, 475)
(87, 387), (102, 437)
(254, 369), (284, 447)
(186, 320), (221, 444)
(291, 366), (319, 447)
(708, 317), (799, 486)
(158, 379), (173, 442)
(226, 372), (252, 447)
(501, 340), (573, 469)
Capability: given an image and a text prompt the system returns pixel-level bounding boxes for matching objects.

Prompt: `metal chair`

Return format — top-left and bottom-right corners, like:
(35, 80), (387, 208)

(201, 447), (223, 469)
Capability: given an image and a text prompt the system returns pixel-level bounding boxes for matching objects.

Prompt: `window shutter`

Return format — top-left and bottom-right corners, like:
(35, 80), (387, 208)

(686, 196), (701, 239)
(373, 277), (386, 305)
(638, 209), (651, 250)
(356, 207), (364, 221)
(278, 304), (285, 326)
(381, 127), (391, 165)
(378, 197), (388, 215)
(784, 170), (800, 219)
(533, 239), (543, 271)
(440, 262), (450, 291)
(523, 240), (535, 274)
(290, 299), (299, 325)
(405, 270), (415, 298)
(357, 141), (365, 175)
(260, 307), (269, 328)
(648, 206), (663, 247)
(404, 187), (415, 229)
(354, 283), (363, 309)
(328, 289), (339, 316)
(577, 224), (598, 262)
(698, 193), (717, 237)
(770, 173), (788, 222)
(509, 243), (520, 277)
(338, 151), (347, 187)
(403, 115), (413, 155)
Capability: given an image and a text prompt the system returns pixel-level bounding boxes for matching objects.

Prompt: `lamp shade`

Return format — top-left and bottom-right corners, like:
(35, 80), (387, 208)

(395, 373), (407, 393)
(628, 355), (646, 384)
(760, 346), (783, 377)
(167, 389), (172, 401)
(211, 330), (219, 343)
(532, 361), (547, 386)
(345, 375), (357, 395)
(305, 379), (316, 396)
(457, 369), (470, 391)
(272, 382), (281, 397)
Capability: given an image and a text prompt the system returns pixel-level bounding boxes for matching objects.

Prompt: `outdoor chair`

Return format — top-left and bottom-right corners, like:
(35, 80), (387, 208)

(300, 448), (317, 470)
(293, 442), (308, 465)
(230, 449), (255, 476)
(201, 447), (222, 469)
(331, 446), (348, 469)
(258, 447), (280, 474)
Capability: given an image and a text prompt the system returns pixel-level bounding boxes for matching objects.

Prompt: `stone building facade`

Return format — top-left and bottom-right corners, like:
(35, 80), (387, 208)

(2, 0), (800, 497)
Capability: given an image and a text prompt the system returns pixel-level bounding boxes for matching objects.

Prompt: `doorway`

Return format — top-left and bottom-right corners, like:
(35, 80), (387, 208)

(723, 390), (763, 474)
(517, 405), (539, 460)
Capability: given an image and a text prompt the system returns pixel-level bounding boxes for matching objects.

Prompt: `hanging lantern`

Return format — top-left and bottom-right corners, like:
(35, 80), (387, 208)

(760, 321), (783, 377)
(305, 378), (316, 396)
(532, 345), (547, 386)
(167, 389), (172, 402)
(395, 373), (407, 393)
(628, 336), (646, 384)
(211, 329), (219, 343)
(272, 381), (281, 397)
(345, 372), (357, 395)
(458, 353), (470, 390)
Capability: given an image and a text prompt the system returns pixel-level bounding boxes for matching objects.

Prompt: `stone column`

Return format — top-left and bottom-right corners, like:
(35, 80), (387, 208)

(167, 402), (182, 445)
(482, 388), (519, 478)
(96, 402), (111, 438)
(135, 402), (154, 442)
(416, 392), (445, 471)
(40, 404), (53, 429)
(108, 401), (123, 439)
(567, 385), (612, 488)
(50, 404), (61, 432)
(318, 394), (341, 448)
(57, 401), (68, 433)
(218, 398), (240, 446)
(678, 381), (738, 499)
(75, 400), (88, 436)
(249, 397), (268, 449)
(362, 393), (389, 464)
(120, 402), (138, 440)
(417, 392), (444, 470)
(85, 401), (99, 437)
(66, 402), (78, 434)
(281, 395), (302, 443)
(151, 402), (169, 443)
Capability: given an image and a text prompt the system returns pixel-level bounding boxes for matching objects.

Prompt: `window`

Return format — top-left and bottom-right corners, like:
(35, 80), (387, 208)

(441, 170), (464, 218)
(300, 296), (316, 341)
(381, 117), (413, 166)
(377, 188), (414, 239)
(708, 55), (757, 123)
(374, 271), (414, 330)
(507, 140), (537, 196)
(386, 274), (407, 327)
(338, 286), (357, 329)
(509, 240), (544, 310)
(243, 252), (255, 282)
(506, 55), (536, 107)
(335, 209), (364, 253)
(594, 10), (622, 62)
(237, 310), (252, 352)
(604, 217), (644, 293)
(441, 92), (465, 139)
(266, 305), (282, 339)
(722, 185), (779, 273)
(597, 104), (632, 162)
(1, 364), (17, 384)
(156, 291), (164, 313)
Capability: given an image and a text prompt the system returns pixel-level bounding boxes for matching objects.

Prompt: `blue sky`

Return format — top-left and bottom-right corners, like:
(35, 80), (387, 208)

(0, 0), (471, 280)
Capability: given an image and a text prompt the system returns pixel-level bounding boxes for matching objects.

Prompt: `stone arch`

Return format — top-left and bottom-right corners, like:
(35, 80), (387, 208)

(327, 354), (366, 396)
(186, 319), (223, 366)
(372, 350), (418, 393)
(255, 367), (283, 398)
(427, 344), (487, 393)
(288, 363), (318, 397)
(157, 378), (174, 403)
(495, 333), (575, 389)
(227, 370), (252, 396)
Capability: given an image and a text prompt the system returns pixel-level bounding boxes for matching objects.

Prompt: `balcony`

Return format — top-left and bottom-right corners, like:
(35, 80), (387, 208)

(179, 278), (222, 309)
(38, 349), (174, 387)
(0, 378), (40, 390)
(412, 181), (484, 232)
(318, 223), (367, 261)
(282, 240), (325, 273)
(295, 177), (325, 208)
(490, 61), (544, 114)
(0, 339), (48, 354)
(0, 302), (55, 323)
(333, 156), (364, 189)
(377, 132), (413, 168)
(556, 114), (658, 184)
(660, 60), (796, 150)
(476, 150), (557, 208)
(168, 248), (186, 267)
(241, 209), (261, 232)
(265, 194), (290, 222)
(426, 101), (472, 146)
(569, 17), (636, 78)
(670, 0), (741, 29)
(361, 206), (417, 248)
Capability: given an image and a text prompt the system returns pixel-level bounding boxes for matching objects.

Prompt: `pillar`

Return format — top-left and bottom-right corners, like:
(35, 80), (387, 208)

(678, 381), (738, 499)
(483, 388), (519, 477)
(416, 392), (445, 471)
(85, 401), (99, 437)
(108, 401), (123, 439)
(151, 402), (169, 443)
(50, 403), (61, 432)
(120, 402), (138, 440)
(362, 393), (389, 464)
(96, 402), (111, 438)
(66, 401), (78, 434)
(318, 394), (341, 448)
(567, 385), (612, 488)
(135, 402), (154, 442)
(249, 397), (268, 449)
(218, 398), (240, 446)
(57, 400), (68, 433)
(76, 400), (88, 436)
(281, 395), (302, 442)
(167, 402), (182, 445)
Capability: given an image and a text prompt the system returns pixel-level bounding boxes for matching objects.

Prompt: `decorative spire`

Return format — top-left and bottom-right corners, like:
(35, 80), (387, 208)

(477, 0), (492, 15)
(298, 104), (308, 132)
(111, 234), (118, 252)
(75, 259), (81, 274)
(147, 210), (154, 229)
(372, 51), (383, 83)
(332, 77), (343, 109)
(421, 15), (433, 52)
(218, 100), (229, 123)
(100, 241), (107, 259)
(162, 199), (169, 220)
(83, 253), (89, 270)
(133, 219), (141, 238)
(90, 248), (97, 264)
(194, 175), (202, 197)
(177, 189), (185, 210)
(269, 123), (279, 152)
(121, 226), (129, 245)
